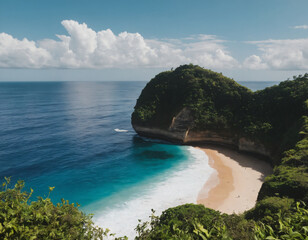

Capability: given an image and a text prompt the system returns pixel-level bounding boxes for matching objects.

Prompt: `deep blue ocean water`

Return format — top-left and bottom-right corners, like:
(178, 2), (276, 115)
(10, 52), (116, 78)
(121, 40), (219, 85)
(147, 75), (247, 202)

(0, 80), (279, 238)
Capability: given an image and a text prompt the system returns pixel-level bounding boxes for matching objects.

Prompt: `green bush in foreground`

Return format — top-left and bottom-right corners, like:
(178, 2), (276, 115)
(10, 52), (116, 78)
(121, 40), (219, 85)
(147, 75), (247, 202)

(0, 177), (126, 240)
(135, 204), (255, 240)
(2, 182), (306, 240)
(135, 204), (231, 240)
(253, 202), (308, 240)
(135, 203), (308, 240)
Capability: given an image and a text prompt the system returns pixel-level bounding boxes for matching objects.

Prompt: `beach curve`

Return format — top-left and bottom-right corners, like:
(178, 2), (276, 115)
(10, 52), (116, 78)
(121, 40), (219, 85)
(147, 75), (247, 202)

(196, 145), (272, 214)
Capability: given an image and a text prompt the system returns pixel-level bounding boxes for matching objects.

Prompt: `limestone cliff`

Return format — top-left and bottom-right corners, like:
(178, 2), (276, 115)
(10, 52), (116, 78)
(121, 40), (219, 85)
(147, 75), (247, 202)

(132, 106), (271, 158)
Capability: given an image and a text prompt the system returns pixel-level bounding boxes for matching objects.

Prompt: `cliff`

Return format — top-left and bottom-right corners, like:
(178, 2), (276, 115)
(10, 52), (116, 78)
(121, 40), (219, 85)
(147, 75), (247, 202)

(132, 64), (271, 157)
(133, 107), (270, 157)
(134, 123), (271, 158)
(132, 64), (308, 203)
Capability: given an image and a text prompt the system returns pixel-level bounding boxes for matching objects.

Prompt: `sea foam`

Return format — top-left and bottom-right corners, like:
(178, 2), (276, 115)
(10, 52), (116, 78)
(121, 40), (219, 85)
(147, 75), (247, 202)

(114, 128), (129, 132)
(92, 146), (216, 239)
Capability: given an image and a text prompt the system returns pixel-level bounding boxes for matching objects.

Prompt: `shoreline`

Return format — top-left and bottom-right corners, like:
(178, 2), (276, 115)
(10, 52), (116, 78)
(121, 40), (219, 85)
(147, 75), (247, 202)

(196, 145), (272, 214)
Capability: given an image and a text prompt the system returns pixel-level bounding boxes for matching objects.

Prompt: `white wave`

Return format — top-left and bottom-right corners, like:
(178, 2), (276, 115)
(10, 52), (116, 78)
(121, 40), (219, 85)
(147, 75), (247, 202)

(114, 128), (129, 132)
(92, 147), (216, 239)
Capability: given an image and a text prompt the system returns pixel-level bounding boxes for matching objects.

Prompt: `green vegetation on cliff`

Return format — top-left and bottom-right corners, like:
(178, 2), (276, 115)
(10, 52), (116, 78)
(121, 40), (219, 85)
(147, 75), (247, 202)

(132, 65), (308, 239)
(132, 65), (251, 132)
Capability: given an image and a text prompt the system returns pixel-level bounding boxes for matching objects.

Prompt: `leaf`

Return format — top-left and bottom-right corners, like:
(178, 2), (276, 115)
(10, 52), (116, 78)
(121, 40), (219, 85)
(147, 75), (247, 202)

(195, 222), (210, 237)
(278, 219), (284, 231)
(198, 232), (207, 240)
(290, 231), (302, 238)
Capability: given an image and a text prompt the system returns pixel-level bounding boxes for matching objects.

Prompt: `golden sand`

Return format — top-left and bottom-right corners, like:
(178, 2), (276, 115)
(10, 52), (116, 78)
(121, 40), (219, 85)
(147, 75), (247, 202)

(196, 146), (272, 214)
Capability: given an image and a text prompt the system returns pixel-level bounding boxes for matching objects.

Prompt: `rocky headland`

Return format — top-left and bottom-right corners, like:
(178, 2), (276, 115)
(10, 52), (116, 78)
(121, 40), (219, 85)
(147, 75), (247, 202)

(132, 64), (308, 202)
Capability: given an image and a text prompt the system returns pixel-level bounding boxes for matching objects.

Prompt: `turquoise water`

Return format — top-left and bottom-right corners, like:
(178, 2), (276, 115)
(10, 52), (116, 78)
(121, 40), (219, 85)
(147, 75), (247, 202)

(0, 80), (277, 238)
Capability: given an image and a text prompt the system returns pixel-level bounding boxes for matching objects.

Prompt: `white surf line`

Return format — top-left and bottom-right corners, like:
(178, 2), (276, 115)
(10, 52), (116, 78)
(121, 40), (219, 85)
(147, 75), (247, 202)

(93, 146), (215, 239)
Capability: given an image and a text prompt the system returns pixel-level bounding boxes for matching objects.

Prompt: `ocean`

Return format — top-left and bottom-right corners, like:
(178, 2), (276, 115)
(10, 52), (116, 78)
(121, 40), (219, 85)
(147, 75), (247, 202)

(0, 80), (279, 238)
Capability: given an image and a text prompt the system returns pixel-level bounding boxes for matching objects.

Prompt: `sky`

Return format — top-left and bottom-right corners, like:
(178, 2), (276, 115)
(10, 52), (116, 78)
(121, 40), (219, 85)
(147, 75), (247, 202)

(0, 0), (308, 81)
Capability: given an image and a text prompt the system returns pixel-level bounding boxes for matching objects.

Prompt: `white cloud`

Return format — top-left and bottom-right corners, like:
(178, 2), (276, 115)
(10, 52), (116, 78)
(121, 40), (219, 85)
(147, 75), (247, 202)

(2, 20), (308, 72)
(245, 38), (308, 70)
(243, 55), (268, 70)
(0, 20), (238, 69)
(293, 25), (308, 29)
(61, 20), (97, 57)
(0, 33), (51, 68)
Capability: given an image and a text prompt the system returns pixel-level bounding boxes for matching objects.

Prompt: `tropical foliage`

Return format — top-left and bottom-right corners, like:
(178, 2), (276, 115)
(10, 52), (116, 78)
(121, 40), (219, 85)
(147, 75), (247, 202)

(0, 177), (126, 240)
(135, 202), (308, 239)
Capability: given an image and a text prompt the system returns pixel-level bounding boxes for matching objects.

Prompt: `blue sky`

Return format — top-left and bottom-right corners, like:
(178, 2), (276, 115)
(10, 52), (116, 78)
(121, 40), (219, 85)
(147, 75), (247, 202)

(1, 0), (308, 81)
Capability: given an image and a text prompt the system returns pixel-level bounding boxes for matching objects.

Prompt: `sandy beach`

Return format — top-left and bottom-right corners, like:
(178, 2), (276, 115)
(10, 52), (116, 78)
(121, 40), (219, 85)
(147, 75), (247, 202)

(197, 145), (272, 214)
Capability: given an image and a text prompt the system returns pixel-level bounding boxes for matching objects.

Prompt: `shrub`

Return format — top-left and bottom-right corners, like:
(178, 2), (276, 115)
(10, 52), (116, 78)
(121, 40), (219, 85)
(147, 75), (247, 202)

(135, 204), (228, 239)
(253, 202), (308, 239)
(0, 178), (126, 240)
(245, 197), (294, 221)
(258, 166), (308, 202)
(135, 204), (256, 240)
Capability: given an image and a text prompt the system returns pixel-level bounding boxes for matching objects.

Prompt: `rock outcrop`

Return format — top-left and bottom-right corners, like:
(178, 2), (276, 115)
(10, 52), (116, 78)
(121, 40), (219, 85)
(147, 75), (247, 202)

(132, 107), (271, 158)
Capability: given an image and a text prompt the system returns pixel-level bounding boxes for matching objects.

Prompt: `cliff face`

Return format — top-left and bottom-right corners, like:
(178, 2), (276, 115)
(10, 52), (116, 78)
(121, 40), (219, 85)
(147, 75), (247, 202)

(238, 137), (271, 157)
(132, 106), (271, 157)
